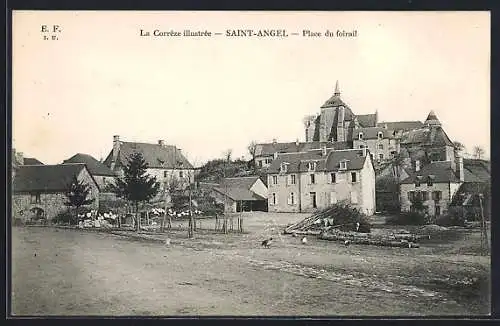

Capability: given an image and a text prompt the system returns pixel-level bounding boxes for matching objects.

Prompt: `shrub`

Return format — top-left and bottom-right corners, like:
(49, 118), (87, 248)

(386, 211), (426, 226)
(436, 213), (465, 227)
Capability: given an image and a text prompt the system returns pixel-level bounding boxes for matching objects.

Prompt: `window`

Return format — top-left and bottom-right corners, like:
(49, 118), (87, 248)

(408, 191), (415, 201)
(308, 162), (316, 171)
(30, 193), (41, 204)
(359, 145), (365, 149)
(358, 132), (363, 140)
(435, 206), (441, 216)
(272, 175), (278, 185)
(378, 132), (383, 140)
(378, 144), (384, 150)
(103, 177), (106, 184)
(350, 191), (358, 204)
(351, 172), (357, 183)
(421, 191), (429, 201)
(378, 153), (384, 160)
(288, 192), (295, 205)
(339, 161), (347, 170)
(330, 192), (337, 204)
(331, 173), (336, 183)
(164, 171), (168, 177)
(265, 158), (272, 164)
(415, 176), (422, 187)
(310, 174), (315, 184)
(258, 160), (263, 168)
(280, 163), (288, 173)
(370, 154), (374, 161)
(272, 193), (277, 205)
(432, 191), (442, 201)
(179, 171), (184, 178)
(290, 174), (296, 185)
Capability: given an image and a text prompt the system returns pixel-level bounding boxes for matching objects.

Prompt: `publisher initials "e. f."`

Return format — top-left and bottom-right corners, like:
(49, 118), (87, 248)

(41, 25), (61, 33)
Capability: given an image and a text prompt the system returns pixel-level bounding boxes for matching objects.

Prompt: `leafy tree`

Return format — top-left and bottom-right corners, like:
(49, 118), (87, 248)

(473, 146), (486, 160)
(247, 141), (258, 173)
(64, 176), (95, 225)
(110, 152), (160, 232)
(453, 141), (465, 153)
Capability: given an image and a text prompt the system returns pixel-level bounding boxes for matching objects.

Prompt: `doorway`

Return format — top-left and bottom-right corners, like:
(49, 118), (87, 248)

(310, 192), (317, 209)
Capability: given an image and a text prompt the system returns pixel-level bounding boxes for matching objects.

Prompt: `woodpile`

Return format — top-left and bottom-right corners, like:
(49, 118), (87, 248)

(319, 232), (426, 248)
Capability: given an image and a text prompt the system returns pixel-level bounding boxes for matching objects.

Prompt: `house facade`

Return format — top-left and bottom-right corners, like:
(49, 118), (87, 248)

(399, 156), (464, 217)
(12, 163), (100, 223)
(103, 136), (196, 191)
(352, 126), (400, 163)
(267, 147), (376, 215)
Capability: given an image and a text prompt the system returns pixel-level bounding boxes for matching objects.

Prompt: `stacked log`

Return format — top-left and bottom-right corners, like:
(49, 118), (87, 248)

(319, 232), (420, 248)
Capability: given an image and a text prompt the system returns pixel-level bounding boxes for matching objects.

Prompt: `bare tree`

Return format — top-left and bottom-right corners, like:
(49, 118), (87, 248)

(473, 146), (486, 160)
(248, 141), (258, 173)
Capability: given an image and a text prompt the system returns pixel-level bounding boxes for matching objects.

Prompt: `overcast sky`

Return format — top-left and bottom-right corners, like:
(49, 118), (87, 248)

(13, 11), (490, 166)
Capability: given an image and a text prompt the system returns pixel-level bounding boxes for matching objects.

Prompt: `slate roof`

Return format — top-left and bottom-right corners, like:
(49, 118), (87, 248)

(212, 176), (266, 201)
(255, 141), (351, 157)
(268, 149), (368, 174)
(377, 121), (424, 131)
(450, 182), (490, 206)
(13, 163), (96, 193)
(463, 159), (490, 182)
(103, 141), (194, 169)
(356, 113), (377, 127)
(23, 157), (44, 165)
(399, 126), (454, 147)
(353, 127), (396, 140)
(63, 153), (115, 176)
(400, 161), (460, 184)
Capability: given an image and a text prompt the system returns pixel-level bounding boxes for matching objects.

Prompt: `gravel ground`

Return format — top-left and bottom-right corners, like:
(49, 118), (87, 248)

(10, 212), (490, 316)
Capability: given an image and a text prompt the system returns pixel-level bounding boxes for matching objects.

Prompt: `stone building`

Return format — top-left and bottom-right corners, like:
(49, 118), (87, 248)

(12, 163), (99, 223)
(210, 176), (268, 213)
(103, 136), (196, 190)
(63, 153), (116, 190)
(266, 147), (376, 215)
(399, 155), (464, 217)
(352, 126), (400, 163)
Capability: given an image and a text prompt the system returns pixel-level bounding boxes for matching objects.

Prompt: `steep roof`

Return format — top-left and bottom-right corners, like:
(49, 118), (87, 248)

(63, 153), (115, 176)
(463, 159), (490, 182)
(23, 157), (44, 165)
(450, 182), (490, 207)
(103, 142), (194, 169)
(13, 163), (95, 193)
(213, 176), (266, 201)
(255, 141), (351, 157)
(356, 113), (377, 128)
(399, 126), (454, 147)
(377, 121), (424, 131)
(268, 149), (367, 174)
(400, 161), (460, 184)
(353, 127), (396, 140)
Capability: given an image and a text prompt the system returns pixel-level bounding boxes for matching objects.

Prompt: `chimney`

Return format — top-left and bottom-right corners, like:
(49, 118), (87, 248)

(457, 156), (464, 182)
(111, 135), (121, 170)
(362, 147), (367, 157)
(158, 139), (165, 146)
(415, 160), (420, 172)
(322, 145), (327, 157)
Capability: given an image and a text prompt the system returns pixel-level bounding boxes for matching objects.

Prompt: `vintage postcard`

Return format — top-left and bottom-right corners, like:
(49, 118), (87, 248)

(10, 11), (491, 316)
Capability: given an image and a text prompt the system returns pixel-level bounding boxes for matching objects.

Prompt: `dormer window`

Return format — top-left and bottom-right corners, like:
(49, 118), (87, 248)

(280, 162), (288, 173)
(427, 175), (435, 186)
(415, 176), (423, 187)
(339, 160), (347, 170)
(358, 132), (363, 140)
(308, 161), (316, 171)
(378, 131), (383, 140)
